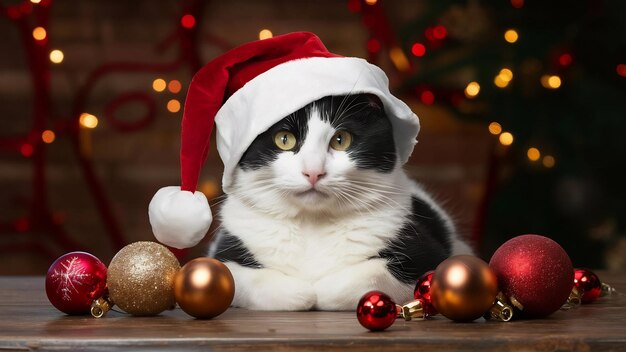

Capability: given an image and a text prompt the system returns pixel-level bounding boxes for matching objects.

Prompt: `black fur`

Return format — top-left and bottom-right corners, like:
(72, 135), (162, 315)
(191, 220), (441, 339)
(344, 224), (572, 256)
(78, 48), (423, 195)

(377, 196), (452, 284)
(238, 108), (310, 170)
(212, 231), (263, 268)
(238, 94), (397, 172)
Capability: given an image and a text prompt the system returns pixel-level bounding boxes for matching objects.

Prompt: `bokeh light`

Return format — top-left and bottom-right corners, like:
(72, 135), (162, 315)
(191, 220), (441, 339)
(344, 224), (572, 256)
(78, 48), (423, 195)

(49, 49), (64, 64)
(259, 29), (273, 40)
(541, 75), (562, 89)
(42, 130), (56, 144)
(464, 81), (480, 98)
(79, 113), (98, 129)
(32, 27), (46, 41)
(152, 78), (166, 92)
(499, 132), (514, 146)
(168, 80), (182, 94)
(411, 43), (426, 57)
(181, 14), (196, 29)
(167, 99), (181, 113)
(542, 155), (556, 168)
(504, 29), (519, 43)
(488, 122), (502, 135)
(527, 147), (541, 161)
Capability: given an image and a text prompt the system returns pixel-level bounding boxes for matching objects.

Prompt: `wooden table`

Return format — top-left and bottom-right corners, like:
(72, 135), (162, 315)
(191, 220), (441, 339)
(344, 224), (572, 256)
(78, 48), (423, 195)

(1, 273), (625, 351)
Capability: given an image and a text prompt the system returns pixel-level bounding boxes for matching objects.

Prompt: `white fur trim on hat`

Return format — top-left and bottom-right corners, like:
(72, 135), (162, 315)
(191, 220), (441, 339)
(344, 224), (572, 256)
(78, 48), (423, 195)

(215, 56), (420, 194)
(148, 186), (212, 249)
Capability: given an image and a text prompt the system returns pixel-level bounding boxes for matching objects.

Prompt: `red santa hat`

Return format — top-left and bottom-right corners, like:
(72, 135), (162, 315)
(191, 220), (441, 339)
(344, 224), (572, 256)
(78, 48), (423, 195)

(148, 32), (420, 249)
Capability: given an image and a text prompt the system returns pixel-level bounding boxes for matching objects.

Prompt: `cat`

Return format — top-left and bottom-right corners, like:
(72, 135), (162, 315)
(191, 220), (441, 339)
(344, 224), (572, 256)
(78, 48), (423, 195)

(208, 94), (472, 311)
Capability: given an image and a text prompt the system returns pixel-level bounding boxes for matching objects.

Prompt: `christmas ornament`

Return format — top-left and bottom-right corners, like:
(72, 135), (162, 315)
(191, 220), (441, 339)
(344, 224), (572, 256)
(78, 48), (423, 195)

(573, 268), (603, 304)
(96, 241), (180, 317)
(174, 258), (235, 319)
(148, 32), (419, 249)
(356, 291), (397, 331)
(489, 234), (573, 318)
(430, 255), (498, 322)
(413, 270), (437, 316)
(45, 252), (107, 315)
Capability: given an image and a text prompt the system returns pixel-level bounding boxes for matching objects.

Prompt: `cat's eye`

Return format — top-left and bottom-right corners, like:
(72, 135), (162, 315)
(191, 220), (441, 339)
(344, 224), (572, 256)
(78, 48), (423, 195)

(274, 131), (297, 151)
(330, 131), (352, 151)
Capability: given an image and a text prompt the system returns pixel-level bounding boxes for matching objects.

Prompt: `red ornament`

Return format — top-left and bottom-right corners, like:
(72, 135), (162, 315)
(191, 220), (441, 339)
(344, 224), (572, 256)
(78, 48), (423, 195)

(414, 271), (438, 316)
(574, 268), (602, 304)
(356, 291), (397, 331)
(45, 252), (108, 315)
(489, 234), (573, 318)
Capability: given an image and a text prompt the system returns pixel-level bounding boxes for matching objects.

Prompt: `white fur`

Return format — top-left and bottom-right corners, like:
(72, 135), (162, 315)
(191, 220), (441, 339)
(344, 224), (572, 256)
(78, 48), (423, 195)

(210, 111), (470, 310)
(148, 186), (212, 249)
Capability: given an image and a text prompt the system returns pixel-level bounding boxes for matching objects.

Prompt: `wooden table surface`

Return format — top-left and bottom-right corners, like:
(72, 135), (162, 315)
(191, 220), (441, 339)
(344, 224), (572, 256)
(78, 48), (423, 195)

(1, 273), (625, 351)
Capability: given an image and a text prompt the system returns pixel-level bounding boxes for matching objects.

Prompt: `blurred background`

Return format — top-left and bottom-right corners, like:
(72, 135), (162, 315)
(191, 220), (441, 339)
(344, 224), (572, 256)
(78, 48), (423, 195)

(1, 0), (625, 275)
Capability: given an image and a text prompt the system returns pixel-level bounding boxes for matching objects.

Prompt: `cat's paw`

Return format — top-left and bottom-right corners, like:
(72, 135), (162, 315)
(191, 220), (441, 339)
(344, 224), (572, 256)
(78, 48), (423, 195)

(313, 260), (414, 311)
(233, 272), (316, 311)
(313, 274), (365, 311)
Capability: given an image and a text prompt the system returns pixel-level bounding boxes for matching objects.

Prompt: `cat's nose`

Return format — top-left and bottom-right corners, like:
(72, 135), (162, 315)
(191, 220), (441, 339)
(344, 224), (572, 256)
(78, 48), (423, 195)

(303, 170), (326, 186)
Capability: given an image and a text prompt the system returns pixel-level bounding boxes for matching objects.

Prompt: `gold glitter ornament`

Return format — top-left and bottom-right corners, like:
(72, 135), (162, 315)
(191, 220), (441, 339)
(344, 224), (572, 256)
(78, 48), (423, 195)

(107, 241), (180, 316)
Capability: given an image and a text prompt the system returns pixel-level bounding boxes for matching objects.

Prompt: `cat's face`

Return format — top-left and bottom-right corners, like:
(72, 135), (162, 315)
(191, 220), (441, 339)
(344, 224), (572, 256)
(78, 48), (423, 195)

(232, 94), (399, 216)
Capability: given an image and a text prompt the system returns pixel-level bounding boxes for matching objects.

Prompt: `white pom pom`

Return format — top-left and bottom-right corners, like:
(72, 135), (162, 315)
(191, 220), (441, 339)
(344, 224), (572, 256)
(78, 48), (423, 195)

(148, 186), (212, 249)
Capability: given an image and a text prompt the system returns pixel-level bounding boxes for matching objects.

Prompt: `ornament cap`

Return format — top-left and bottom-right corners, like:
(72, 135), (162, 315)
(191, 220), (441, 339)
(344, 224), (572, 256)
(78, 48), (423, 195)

(398, 300), (425, 321)
(91, 297), (112, 318)
(485, 292), (514, 322)
(561, 287), (582, 310)
(601, 282), (616, 297)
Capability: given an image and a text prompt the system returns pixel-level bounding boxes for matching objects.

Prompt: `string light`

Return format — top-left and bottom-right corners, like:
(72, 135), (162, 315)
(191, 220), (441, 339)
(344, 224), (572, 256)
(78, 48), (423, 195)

(30, 0), (42, 3)
(499, 68), (513, 81)
(367, 38), (381, 53)
(420, 90), (435, 105)
(488, 122), (502, 135)
(152, 78), (166, 92)
(32, 26), (46, 41)
(499, 132), (514, 146)
(411, 43), (426, 57)
(494, 68), (513, 88)
(494, 76), (509, 88)
(347, 0), (361, 12)
(527, 147), (541, 161)
(616, 64), (626, 77)
(180, 14), (196, 29)
(432, 25), (447, 40)
(542, 155), (555, 168)
(464, 81), (480, 98)
(541, 75), (562, 89)
(20, 144), (34, 157)
(504, 29), (518, 43)
(259, 29), (273, 40)
(79, 113), (98, 129)
(389, 47), (410, 72)
(167, 99), (181, 113)
(559, 53), (573, 66)
(49, 49), (64, 64)
(365, 0), (378, 5)
(168, 80), (182, 94)
(41, 130), (56, 144)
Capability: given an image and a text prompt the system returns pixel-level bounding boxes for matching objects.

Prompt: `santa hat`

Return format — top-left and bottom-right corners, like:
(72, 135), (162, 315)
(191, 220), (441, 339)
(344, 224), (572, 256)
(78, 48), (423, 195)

(148, 32), (420, 249)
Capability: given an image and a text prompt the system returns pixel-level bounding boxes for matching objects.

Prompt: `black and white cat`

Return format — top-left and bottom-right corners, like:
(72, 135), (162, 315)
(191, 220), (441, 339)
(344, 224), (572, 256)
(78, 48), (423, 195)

(209, 94), (472, 311)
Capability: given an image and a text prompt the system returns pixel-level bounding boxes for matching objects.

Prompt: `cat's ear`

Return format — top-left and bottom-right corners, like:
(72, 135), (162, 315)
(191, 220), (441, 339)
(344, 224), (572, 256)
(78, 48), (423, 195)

(365, 94), (383, 110)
